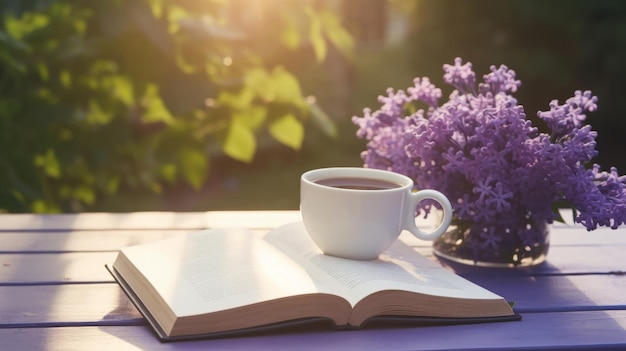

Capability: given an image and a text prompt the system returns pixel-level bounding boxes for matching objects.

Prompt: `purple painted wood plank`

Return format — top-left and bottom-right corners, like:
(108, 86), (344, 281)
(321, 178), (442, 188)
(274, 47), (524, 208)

(0, 252), (117, 283)
(0, 229), (271, 253)
(402, 224), (626, 248)
(0, 285), (142, 326)
(0, 212), (210, 230)
(5, 226), (622, 253)
(1, 244), (625, 284)
(0, 211), (302, 231)
(549, 225), (626, 246)
(2, 311), (626, 350)
(420, 244), (626, 276)
(463, 274), (626, 313)
(0, 230), (189, 252)
(1, 275), (624, 326)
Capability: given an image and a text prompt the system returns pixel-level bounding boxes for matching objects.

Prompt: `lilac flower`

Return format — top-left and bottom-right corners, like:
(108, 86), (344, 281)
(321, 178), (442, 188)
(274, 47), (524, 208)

(352, 58), (626, 237)
(480, 227), (502, 250)
(443, 57), (476, 93)
(408, 77), (442, 108)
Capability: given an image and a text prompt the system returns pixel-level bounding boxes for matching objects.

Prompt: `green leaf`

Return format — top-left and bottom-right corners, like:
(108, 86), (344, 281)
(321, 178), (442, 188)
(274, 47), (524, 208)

(244, 68), (273, 102)
(59, 70), (72, 88)
(218, 89), (254, 110)
(31, 199), (60, 214)
(142, 84), (174, 124)
(280, 16), (300, 49)
(34, 149), (61, 178)
(307, 7), (326, 62)
(244, 67), (304, 106)
(105, 177), (120, 194)
(320, 10), (354, 60)
(165, 5), (188, 33)
(223, 120), (256, 163)
(148, 0), (164, 18)
(175, 53), (197, 74)
(36, 62), (49, 81)
(178, 147), (208, 190)
(31, 200), (46, 213)
(269, 113), (303, 150)
(233, 107), (267, 130)
(102, 75), (133, 105)
(271, 67), (304, 105)
(5, 13), (49, 40)
(160, 163), (177, 183)
(87, 99), (112, 124)
(72, 185), (96, 205)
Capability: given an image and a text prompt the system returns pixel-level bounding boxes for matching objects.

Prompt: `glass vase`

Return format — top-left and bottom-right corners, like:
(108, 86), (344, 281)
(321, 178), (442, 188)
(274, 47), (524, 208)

(432, 217), (550, 267)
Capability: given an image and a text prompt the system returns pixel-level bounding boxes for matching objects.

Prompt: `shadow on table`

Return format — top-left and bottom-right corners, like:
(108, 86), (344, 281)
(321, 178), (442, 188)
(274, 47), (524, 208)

(434, 255), (626, 315)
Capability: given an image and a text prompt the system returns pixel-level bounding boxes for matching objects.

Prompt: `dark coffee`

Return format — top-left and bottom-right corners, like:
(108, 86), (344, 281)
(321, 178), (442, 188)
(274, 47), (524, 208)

(315, 177), (402, 190)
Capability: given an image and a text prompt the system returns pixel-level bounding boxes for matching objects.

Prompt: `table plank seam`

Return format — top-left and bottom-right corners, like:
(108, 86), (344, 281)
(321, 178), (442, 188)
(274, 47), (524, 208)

(0, 250), (121, 255)
(0, 281), (114, 286)
(0, 319), (147, 329)
(0, 228), (214, 233)
(538, 271), (626, 277)
(515, 305), (626, 313)
(0, 250), (120, 254)
(460, 271), (626, 278)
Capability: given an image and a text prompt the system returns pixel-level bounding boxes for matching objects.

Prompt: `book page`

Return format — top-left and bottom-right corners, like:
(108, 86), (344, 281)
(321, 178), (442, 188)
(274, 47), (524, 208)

(119, 228), (328, 318)
(264, 222), (504, 307)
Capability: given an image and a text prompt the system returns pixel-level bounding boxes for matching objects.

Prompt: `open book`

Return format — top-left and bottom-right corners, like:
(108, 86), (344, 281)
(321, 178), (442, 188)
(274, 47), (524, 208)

(107, 221), (518, 341)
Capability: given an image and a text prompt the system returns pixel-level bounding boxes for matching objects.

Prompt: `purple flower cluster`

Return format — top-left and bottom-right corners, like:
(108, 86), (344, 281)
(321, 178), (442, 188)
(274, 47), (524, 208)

(353, 58), (626, 232)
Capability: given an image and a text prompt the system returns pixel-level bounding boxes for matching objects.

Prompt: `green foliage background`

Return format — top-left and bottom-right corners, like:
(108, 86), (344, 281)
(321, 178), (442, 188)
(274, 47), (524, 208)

(2, 0), (626, 213)
(0, 0), (352, 212)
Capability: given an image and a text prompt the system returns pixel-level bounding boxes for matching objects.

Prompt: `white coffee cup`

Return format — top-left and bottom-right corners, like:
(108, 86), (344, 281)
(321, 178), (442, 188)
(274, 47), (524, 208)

(300, 167), (453, 260)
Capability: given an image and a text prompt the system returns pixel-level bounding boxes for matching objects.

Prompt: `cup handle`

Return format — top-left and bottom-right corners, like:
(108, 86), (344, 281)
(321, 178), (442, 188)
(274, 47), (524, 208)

(404, 189), (453, 241)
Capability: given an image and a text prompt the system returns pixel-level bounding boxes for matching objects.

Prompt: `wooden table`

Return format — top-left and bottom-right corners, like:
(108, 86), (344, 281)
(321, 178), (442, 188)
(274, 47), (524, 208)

(1, 210), (626, 350)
